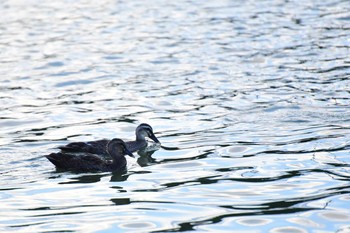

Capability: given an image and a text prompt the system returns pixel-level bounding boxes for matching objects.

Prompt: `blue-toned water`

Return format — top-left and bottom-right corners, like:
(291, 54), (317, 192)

(1, 0), (350, 232)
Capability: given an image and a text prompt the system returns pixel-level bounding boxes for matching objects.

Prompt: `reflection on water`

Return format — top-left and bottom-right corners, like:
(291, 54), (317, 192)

(1, 0), (350, 232)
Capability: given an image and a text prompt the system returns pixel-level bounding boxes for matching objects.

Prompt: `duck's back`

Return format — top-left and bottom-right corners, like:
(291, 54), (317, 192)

(58, 139), (110, 156)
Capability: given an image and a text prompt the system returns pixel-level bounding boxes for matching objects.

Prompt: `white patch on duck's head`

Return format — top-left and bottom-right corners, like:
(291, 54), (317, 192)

(135, 123), (160, 143)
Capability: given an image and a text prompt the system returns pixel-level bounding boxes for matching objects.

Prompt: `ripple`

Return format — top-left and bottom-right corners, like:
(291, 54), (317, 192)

(270, 226), (307, 233)
(287, 217), (323, 228)
(118, 221), (157, 231)
(236, 218), (273, 226)
(319, 211), (350, 222)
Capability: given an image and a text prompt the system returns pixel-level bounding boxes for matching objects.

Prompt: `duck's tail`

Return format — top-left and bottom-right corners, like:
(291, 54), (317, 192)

(45, 152), (73, 169)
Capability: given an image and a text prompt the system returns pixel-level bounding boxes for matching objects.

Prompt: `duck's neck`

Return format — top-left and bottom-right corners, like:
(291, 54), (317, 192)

(110, 155), (127, 169)
(127, 139), (147, 153)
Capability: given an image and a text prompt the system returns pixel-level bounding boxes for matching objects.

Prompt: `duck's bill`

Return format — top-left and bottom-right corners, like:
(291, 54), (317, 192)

(125, 149), (135, 157)
(149, 134), (160, 144)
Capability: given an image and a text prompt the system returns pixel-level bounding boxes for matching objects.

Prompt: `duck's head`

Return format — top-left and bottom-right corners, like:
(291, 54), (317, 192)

(107, 138), (134, 158)
(136, 123), (160, 143)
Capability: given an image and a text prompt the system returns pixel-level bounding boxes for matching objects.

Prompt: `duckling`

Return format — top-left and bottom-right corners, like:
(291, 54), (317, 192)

(46, 138), (134, 173)
(58, 123), (160, 156)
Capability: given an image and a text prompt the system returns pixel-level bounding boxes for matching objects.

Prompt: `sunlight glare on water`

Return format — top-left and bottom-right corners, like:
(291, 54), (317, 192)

(1, 0), (350, 232)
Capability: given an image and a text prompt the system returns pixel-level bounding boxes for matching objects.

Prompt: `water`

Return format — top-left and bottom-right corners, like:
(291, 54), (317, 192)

(1, 0), (350, 232)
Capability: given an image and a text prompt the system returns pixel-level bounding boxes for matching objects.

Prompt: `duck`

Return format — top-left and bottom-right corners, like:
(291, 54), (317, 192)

(46, 138), (134, 173)
(58, 123), (160, 156)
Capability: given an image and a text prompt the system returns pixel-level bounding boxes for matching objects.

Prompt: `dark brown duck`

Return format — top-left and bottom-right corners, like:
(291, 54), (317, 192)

(46, 138), (134, 173)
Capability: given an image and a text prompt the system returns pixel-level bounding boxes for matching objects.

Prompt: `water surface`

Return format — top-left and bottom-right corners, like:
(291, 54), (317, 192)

(1, 0), (350, 232)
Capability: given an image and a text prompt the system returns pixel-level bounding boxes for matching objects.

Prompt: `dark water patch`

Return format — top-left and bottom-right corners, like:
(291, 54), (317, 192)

(9, 221), (48, 229)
